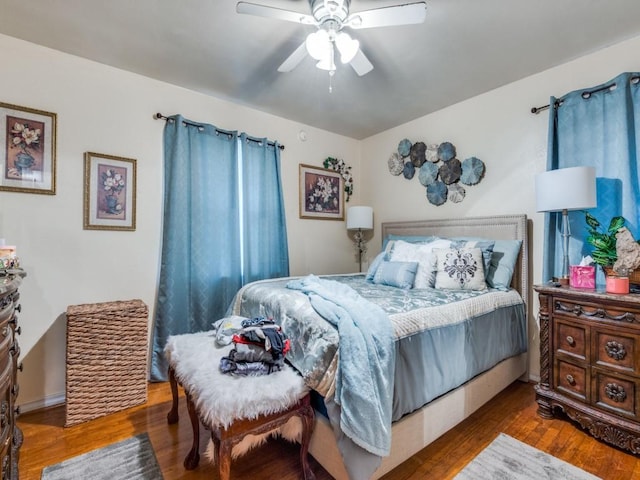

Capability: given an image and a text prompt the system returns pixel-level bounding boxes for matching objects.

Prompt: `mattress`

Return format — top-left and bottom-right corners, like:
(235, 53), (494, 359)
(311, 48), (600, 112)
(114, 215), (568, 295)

(227, 273), (527, 420)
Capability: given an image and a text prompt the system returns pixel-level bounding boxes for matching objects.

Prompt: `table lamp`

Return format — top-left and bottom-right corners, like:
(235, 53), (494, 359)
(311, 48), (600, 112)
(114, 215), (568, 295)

(535, 166), (597, 285)
(346, 206), (373, 272)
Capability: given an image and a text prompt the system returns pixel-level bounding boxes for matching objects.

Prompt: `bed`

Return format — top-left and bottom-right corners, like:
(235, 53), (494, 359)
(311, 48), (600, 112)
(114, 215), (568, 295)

(227, 214), (529, 479)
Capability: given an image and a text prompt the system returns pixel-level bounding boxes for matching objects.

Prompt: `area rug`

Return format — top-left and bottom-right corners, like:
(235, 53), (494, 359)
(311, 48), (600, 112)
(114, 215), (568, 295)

(454, 433), (601, 480)
(41, 433), (163, 480)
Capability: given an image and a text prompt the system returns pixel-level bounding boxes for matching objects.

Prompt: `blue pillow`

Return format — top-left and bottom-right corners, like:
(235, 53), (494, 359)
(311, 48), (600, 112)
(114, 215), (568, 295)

(372, 261), (418, 289)
(366, 251), (387, 281)
(486, 239), (522, 290)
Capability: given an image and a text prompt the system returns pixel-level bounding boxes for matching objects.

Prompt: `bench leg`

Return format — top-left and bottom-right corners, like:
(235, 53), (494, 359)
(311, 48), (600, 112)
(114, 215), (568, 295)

(299, 405), (316, 480)
(167, 365), (179, 424)
(217, 433), (232, 480)
(183, 391), (201, 470)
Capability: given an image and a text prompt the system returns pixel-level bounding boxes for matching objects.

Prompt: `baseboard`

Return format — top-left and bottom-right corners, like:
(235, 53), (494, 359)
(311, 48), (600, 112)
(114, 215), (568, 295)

(18, 393), (65, 413)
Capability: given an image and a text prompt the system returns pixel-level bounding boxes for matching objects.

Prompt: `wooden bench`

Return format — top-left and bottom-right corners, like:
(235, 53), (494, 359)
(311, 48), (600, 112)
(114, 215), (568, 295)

(164, 331), (315, 480)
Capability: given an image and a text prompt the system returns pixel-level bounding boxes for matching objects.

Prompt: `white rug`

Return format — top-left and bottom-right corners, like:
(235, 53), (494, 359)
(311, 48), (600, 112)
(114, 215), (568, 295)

(454, 433), (601, 480)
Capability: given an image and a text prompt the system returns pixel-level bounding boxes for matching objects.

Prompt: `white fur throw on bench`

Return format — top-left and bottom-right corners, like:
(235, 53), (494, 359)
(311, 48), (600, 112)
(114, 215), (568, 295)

(164, 330), (309, 459)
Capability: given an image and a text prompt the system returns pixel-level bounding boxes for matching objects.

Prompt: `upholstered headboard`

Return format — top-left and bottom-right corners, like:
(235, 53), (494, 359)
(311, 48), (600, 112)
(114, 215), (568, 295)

(381, 214), (529, 309)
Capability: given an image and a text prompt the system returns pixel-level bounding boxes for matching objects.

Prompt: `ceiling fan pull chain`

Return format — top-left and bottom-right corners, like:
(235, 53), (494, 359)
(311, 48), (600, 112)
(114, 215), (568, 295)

(329, 47), (336, 93)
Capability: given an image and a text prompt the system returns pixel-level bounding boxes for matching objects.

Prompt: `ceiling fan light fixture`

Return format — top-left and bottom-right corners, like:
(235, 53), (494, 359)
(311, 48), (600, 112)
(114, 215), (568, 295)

(305, 29), (331, 61)
(315, 45), (336, 72)
(316, 58), (336, 72)
(335, 31), (359, 64)
(323, 0), (345, 15)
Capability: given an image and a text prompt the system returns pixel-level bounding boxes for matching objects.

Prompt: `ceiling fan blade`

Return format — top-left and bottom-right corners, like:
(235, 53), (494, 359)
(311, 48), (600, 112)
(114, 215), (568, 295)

(278, 41), (308, 72)
(349, 49), (373, 76)
(236, 2), (316, 25)
(345, 2), (427, 29)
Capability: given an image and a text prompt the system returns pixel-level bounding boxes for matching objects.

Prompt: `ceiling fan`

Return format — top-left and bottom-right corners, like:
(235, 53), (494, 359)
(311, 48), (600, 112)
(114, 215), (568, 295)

(236, 0), (427, 77)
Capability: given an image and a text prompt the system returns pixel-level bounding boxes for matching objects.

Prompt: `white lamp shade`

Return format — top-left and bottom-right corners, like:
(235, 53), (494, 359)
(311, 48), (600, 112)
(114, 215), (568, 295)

(316, 54), (336, 71)
(347, 206), (373, 230)
(535, 166), (597, 212)
(335, 32), (359, 64)
(306, 30), (331, 61)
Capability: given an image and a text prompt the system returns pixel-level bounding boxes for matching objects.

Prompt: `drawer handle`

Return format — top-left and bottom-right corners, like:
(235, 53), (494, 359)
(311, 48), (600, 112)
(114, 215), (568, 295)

(15, 326), (21, 336)
(605, 383), (627, 402)
(566, 374), (576, 385)
(15, 304), (21, 313)
(566, 335), (575, 346)
(605, 341), (626, 361)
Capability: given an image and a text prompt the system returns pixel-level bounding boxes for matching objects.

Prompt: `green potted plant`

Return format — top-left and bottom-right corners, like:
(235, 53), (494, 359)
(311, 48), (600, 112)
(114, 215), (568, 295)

(584, 212), (625, 269)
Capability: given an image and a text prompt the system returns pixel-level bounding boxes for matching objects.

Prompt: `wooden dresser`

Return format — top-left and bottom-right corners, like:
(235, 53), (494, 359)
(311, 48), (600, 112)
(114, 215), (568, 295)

(534, 284), (640, 454)
(0, 272), (23, 480)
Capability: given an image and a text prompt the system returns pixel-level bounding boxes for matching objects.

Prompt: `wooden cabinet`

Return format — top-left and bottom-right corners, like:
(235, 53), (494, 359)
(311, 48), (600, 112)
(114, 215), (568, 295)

(535, 284), (640, 454)
(0, 273), (23, 480)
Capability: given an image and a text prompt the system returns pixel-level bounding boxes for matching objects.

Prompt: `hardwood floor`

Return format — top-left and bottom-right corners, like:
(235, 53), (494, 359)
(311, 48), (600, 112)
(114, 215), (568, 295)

(18, 380), (640, 479)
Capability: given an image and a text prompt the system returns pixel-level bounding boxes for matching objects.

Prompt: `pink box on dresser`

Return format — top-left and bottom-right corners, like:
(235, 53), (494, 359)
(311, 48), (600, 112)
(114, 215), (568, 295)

(569, 266), (596, 289)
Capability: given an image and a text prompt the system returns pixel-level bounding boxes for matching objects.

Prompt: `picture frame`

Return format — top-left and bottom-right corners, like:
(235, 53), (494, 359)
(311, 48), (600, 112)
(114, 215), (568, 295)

(299, 163), (344, 220)
(0, 102), (57, 194)
(83, 152), (137, 231)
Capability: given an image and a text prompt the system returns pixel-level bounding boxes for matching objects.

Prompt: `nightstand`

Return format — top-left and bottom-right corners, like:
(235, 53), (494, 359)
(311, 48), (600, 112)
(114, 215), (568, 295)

(534, 284), (640, 454)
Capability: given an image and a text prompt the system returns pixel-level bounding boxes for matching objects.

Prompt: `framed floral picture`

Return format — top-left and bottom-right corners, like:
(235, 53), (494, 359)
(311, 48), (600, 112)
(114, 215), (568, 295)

(83, 152), (137, 231)
(299, 163), (344, 220)
(0, 102), (57, 194)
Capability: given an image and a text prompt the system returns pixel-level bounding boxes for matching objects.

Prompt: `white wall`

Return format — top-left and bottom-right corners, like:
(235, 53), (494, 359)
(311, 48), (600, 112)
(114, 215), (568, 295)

(360, 34), (640, 380)
(0, 34), (361, 410)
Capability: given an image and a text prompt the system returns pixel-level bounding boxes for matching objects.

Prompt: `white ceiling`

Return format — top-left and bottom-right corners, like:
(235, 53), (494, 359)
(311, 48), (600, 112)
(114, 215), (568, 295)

(1, 0), (640, 139)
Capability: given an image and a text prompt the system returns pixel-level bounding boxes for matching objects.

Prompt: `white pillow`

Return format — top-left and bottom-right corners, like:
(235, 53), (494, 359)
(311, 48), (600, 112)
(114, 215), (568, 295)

(433, 247), (487, 291)
(389, 238), (451, 288)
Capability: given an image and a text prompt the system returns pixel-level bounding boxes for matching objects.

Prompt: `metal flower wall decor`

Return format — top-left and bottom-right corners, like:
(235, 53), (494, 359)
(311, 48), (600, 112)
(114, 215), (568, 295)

(324, 157), (353, 202)
(388, 139), (485, 206)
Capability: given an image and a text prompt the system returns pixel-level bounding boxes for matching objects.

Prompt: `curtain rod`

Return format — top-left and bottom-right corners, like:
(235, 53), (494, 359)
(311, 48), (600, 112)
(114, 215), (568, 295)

(530, 75), (640, 114)
(154, 113), (285, 150)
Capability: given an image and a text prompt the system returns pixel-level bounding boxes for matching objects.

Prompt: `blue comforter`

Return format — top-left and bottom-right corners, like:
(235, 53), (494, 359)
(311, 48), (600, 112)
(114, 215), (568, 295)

(286, 274), (395, 457)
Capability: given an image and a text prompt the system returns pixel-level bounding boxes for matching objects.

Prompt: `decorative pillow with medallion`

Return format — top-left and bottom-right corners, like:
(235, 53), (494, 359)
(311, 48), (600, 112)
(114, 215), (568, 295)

(433, 247), (487, 291)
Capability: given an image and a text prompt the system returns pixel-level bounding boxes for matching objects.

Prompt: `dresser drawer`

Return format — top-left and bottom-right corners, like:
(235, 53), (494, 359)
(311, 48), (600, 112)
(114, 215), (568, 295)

(555, 359), (588, 401)
(592, 368), (639, 420)
(0, 360), (12, 449)
(593, 326), (639, 375)
(553, 296), (639, 324)
(554, 319), (587, 361)
(0, 298), (11, 326)
(0, 434), (9, 480)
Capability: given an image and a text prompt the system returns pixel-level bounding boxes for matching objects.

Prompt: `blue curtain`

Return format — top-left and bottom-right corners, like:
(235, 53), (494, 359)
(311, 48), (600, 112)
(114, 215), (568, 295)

(150, 116), (289, 381)
(543, 72), (640, 284)
(239, 133), (290, 284)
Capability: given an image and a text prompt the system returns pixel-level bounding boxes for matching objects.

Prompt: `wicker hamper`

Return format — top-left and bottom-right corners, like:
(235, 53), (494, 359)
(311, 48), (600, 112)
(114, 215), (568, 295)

(65, 299), (149, 427)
